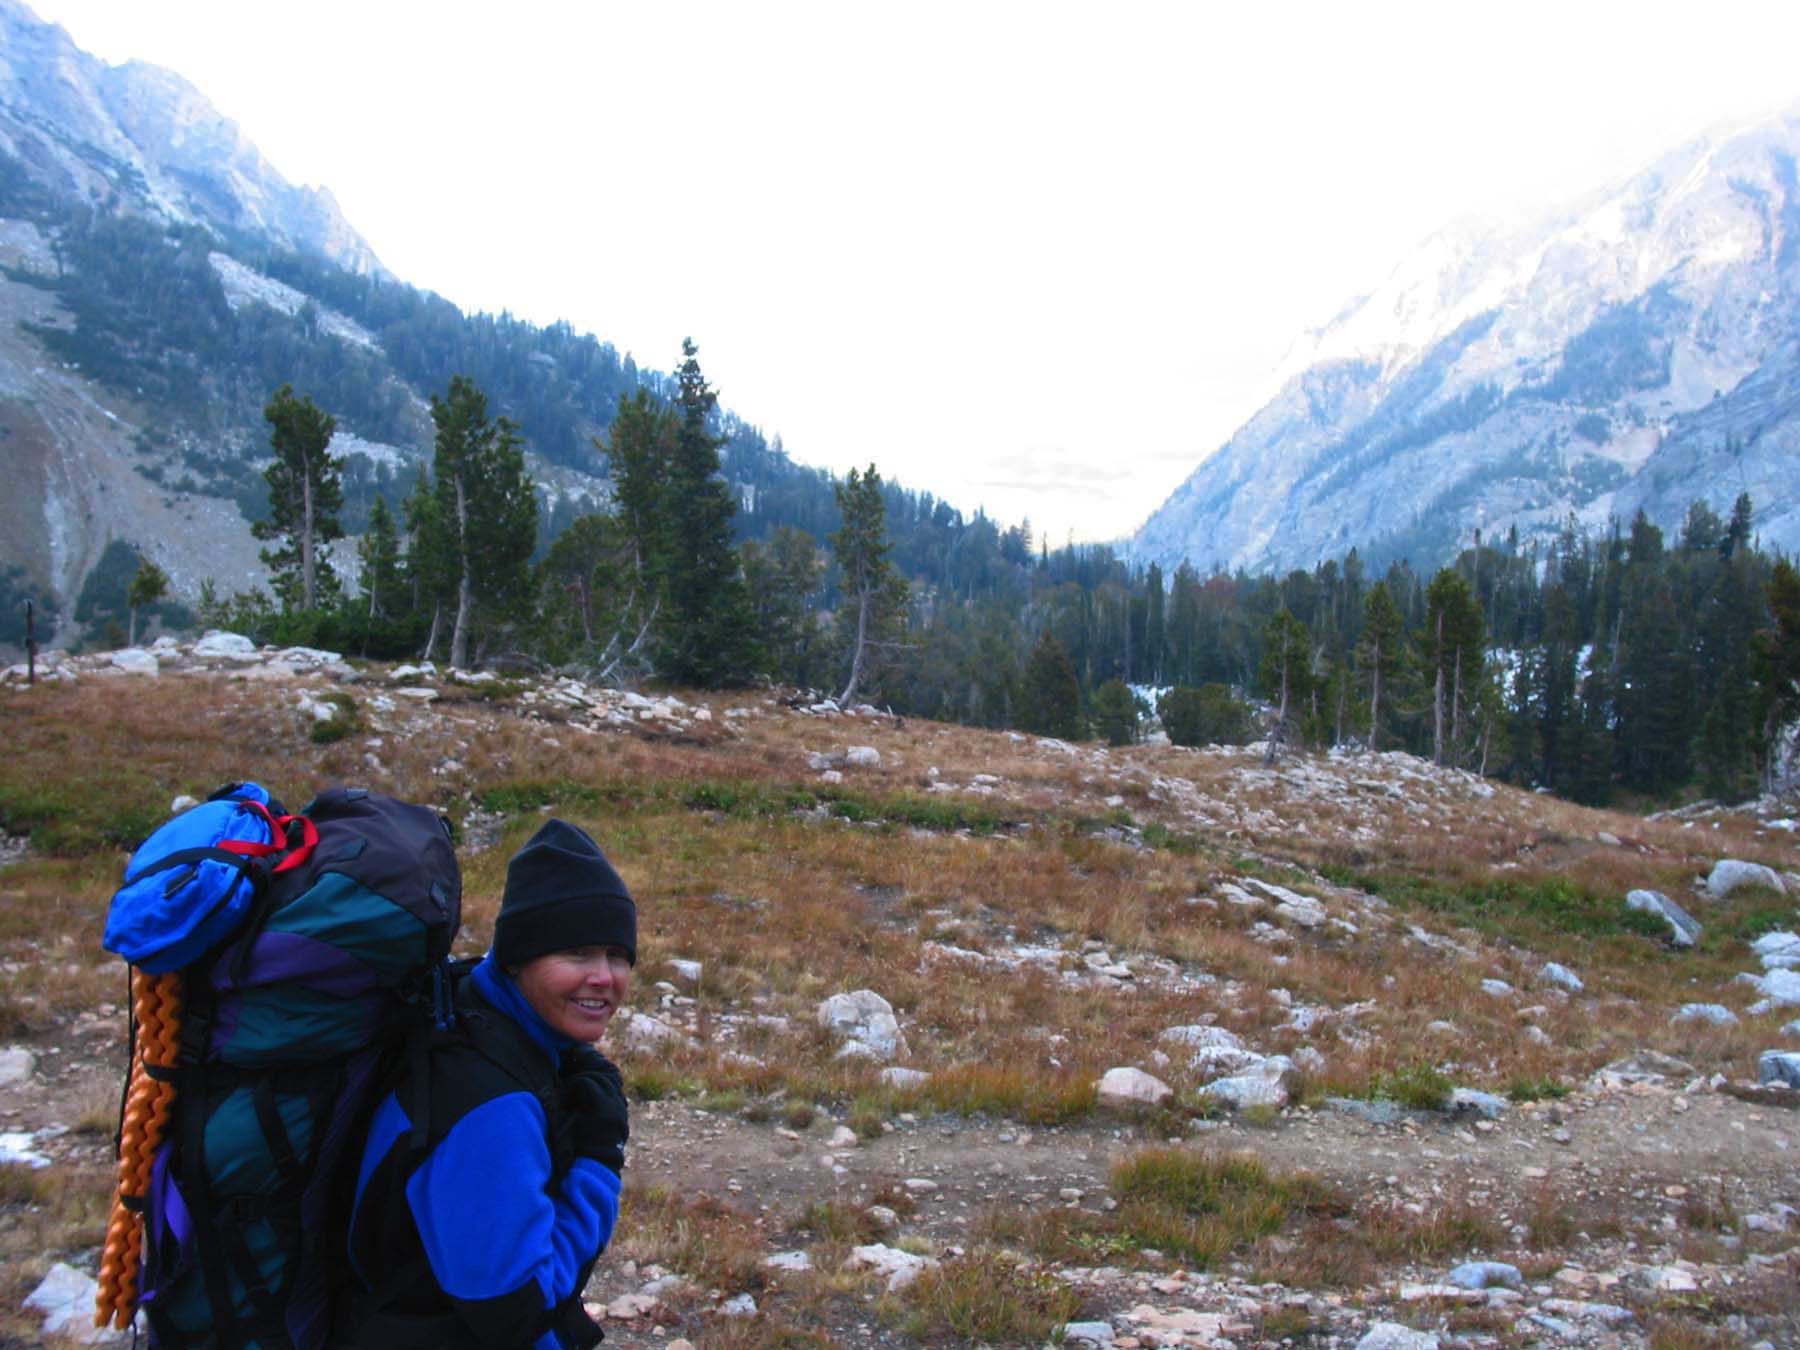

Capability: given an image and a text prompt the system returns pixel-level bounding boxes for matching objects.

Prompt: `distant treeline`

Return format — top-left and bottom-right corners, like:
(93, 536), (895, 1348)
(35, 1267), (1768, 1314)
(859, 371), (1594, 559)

(11, 154), (1798, 804)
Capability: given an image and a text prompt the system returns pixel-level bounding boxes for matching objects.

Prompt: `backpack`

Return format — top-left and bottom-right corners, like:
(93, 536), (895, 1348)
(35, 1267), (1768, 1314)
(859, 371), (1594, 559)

(98, 782), (461, 1350)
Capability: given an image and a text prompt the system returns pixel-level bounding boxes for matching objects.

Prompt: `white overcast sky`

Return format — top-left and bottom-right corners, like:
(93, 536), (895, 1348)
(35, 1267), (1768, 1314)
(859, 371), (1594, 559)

(27, 0), (1800, 545)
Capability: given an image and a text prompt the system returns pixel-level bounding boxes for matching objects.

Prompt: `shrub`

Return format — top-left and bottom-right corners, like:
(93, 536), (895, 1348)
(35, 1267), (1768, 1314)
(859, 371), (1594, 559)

(1159, 684), (1253, 747)
(1366, 1062), (1453, 1111)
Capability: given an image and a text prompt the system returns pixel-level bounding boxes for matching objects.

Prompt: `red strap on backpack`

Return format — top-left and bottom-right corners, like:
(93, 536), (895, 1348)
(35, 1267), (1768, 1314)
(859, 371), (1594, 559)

(216, 800), (319, 874)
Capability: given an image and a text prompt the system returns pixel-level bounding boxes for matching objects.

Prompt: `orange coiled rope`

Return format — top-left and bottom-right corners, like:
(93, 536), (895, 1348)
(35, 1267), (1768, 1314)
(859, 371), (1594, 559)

(94, 969), (183, 1330)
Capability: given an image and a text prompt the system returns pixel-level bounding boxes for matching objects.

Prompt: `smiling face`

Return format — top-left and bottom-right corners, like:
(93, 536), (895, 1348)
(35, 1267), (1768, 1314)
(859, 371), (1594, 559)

(512, 945), (633, 1043)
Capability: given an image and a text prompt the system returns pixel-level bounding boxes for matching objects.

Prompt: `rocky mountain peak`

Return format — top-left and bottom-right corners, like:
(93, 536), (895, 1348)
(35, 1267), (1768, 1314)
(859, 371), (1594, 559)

(0, 0), (384, 275)
(1136, 99), (1800, 577)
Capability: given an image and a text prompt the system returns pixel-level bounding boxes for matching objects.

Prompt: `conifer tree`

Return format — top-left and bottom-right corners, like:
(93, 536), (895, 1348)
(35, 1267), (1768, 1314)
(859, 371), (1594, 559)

(357, 493), (401, 621)
(429, 375), (537, 670)
(742, 526), (825, 688)
(126, 555), (168, 646)
(1090, 678), (1141, 746)
(1753, 559), (1800, 788)
(1357, 580), (1405, 750)
(1258, 607), (1315, 762)
(255, 385), (343, 612)
(1018, 632), (1082, 739)
(1423, 569), (1484, 765)
(402, 469), (455, 658)
(833, 464), (907, 706)
(657, 340), (758, 686)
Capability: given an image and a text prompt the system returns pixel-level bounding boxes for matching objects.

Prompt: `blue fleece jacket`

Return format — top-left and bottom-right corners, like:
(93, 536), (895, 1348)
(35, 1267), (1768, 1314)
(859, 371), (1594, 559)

(350, 956), (622, 1349)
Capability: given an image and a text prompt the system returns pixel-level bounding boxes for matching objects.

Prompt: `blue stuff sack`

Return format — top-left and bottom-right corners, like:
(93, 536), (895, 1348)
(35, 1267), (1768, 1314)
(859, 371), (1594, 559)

(104, 782), (306, 973)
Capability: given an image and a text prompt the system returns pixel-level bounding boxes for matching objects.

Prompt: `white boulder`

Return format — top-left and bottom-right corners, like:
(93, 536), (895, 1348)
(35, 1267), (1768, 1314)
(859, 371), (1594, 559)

(1625, 890), (1701, 947)
(1356, 1323), (1439, 1350)
(817, 990), (907, 1061)
(1760, 1050), (1800, 1088)
(109, 648), (158, 675)
(25, 1262), (128, 1343)
(1538, 962), (1584, 993)
(844, 745), (881, 767)
(0, 1045), (35, 1087)
(1670, 1003), (1738, 1027)
(1200, 1055), (1296, 1110)
(1747, 968), (1800, 1012)
(1752, 931), (1800, 970)
(1095, 1066), (1173, 1106)
(192, 631), (259, 661)
(1707, 859), (1787, 899)
(846, 1243), (937, 1291)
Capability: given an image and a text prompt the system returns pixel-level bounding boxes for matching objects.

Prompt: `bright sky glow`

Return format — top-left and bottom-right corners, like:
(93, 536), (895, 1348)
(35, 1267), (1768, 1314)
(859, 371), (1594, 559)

(26, 0), (1800, 546)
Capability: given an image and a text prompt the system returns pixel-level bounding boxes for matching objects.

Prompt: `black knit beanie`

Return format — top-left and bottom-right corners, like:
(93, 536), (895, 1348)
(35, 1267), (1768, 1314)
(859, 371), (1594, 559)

(492, 819), (637, 968)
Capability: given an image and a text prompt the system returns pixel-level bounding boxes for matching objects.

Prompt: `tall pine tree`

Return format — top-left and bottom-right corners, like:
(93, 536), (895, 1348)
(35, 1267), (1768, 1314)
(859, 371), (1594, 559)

(833, 464), (907, 706)
(656, 340), (758, 686)
(256, 385), (343, 612)
(428, 375), (537, 670)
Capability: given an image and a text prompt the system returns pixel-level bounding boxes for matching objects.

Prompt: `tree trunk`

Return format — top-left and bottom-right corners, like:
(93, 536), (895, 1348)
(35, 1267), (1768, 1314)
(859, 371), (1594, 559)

(450, 473), (471, 670)
(1264, 661), (1290, 766)
(300, 467), (316, 611)
(1368, 646), (1382, 753)
(128, 606), (138, 647)
(839, 584), (871, 707)
(423, 604), (441, 662)
(1432, 612), (1446, 764)
(1451, 645), (1464, 768)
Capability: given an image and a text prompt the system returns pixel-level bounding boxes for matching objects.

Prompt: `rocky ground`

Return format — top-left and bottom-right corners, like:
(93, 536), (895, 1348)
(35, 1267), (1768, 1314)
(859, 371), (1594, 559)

(4, 634), (1800, 1347)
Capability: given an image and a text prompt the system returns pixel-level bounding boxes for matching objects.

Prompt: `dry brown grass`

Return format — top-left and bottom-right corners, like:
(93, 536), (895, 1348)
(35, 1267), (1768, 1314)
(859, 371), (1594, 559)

(5, 672), (1797, 1136)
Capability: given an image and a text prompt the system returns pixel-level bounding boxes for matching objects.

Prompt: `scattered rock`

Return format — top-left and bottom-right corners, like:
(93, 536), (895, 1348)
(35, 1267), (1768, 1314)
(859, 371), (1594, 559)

(1355, 1322), (1439, 1350)
(1200, 1054), (1296, 1110)
(1538, 962), (1584, 993)
(0, 1130), (52, 1167)
(25, 1263), (127, 1344)
(718, 1293), (757, 1317)
(1759, 1050), (1800, 1088)
(607, 1292), (661, 1320)
(1751, 931), (1800, 970)
(844, 745), (880, 767)
(1670, 1003), (1738, 1027)
(1707, 859), (1787, 899)
(1448, 1088), (1507, 1120)
(828, 1125), (859, 1149)
(620, 1012), (689, 1054)
(1444, 1260), (1522, 1290)
(0, 1045), (35, 1088)
(1158, 1024), (1243, 1050)
(169, 794), (199, 813)
(667, 959), (702, 984)
(1480, 978), (1514, 996)
(1594, 1050), (1695, 1087)
(1061, 1320), (1116, 1346)
(1625, 889), (1701, 946)
(109, 648), (159, 676)
(1328, 1097), (1410, 1126)
(878, 1066), (930, 1090)
(846, 1243), (937, 1290)
(1746, 968), (1800, 1012)
(1096, 1066), (1173, 1106)
(764, 1250), (813, 1273)
(192, 631), (259, 661)
(817, 989), (908, 1061)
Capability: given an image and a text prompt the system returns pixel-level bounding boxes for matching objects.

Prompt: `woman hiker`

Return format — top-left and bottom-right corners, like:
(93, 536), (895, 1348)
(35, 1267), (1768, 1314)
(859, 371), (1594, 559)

(342, 819), (634, 1348)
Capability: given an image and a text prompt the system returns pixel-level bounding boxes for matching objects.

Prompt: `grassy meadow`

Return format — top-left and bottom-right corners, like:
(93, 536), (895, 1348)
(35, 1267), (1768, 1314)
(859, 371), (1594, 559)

(2, 671), (1797, 1344)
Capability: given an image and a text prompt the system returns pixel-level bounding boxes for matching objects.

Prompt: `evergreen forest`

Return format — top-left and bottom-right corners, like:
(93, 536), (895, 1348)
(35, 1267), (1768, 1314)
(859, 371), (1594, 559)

(7, 155), (1797, 809)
